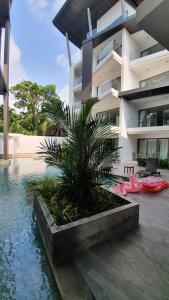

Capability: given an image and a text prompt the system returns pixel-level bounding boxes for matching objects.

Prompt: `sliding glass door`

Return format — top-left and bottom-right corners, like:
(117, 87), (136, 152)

(138, 138), (169, 159)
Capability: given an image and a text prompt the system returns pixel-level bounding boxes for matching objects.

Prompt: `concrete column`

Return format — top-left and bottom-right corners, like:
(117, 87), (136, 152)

(119, 29), (138, 162)
(3, 19), (10, 160)
(81, 40), (93, 103)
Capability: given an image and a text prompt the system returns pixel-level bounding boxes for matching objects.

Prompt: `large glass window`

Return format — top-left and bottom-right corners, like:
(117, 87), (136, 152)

(163, 109), (169, 125)
(158, 139), (168, 159)
(139, 105), (169, 127)
(139, 110), (157, 127)
(138, 140), (147, 157)
(147, 139), (157, 158)
(138, 139), (169, 159)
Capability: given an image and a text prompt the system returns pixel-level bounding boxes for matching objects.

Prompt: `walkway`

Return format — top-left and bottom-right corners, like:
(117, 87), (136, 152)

(75, 186), (169, 299)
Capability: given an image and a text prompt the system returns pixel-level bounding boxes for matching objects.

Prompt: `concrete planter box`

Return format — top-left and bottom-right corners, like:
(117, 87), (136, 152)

(33, 193), (139, 265)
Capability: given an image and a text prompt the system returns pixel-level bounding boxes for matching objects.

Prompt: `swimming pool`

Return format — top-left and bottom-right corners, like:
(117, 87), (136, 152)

(0, 158), (62, 300)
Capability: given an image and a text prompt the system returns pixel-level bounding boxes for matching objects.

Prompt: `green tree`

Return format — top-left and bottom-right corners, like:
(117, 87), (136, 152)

(42, 97), (67, 136)
(10, 81), (62, 135)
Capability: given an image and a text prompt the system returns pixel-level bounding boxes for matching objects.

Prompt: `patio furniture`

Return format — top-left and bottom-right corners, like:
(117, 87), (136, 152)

(137, 158), (160, 177)
(123, 161), (138, 174)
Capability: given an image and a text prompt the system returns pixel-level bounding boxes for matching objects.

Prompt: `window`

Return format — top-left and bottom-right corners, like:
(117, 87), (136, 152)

(163, 109), (169, 125)
(158, 139), (168, 159)
(139, 105), (169, 127)
(139, 110), (157, 127)
(138, 139), (169, 159)
(147, 139), (157, 158)
(141, 43), (165, 57)
(138, 140), (147, 157)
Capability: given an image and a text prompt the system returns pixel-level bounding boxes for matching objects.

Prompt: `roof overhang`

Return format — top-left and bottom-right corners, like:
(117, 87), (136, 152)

(137, 0), (169, 51)
(53, 0), (132, 48)
(0, 0), (11, 27)
(119, 82), (169, 101)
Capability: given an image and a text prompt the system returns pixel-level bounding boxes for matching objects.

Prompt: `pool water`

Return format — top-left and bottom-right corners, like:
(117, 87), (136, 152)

(0, 158), (62, 300)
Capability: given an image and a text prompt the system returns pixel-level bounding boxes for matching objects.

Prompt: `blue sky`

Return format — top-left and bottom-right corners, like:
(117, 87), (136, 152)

(9, 0), (80, 104)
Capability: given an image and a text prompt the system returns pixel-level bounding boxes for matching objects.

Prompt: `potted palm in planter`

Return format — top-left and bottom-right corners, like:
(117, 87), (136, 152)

(29, 100), (139, 264)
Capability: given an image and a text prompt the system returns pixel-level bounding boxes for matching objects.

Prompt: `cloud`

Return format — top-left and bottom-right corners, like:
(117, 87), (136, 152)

(58, 84), (69, 105)
(26, 0), (67, 19)
(56, 53), (69, 73)
(26, 0), (48, 18)
(9, 37), (28, 87)
(0, 32), (28, 106)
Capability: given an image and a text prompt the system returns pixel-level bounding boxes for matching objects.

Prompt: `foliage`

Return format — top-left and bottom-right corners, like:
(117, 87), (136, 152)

(137, 156), (169, 169)
(8, 80), (67, 136)
(40, 99), (121, 214)
(28, 177), (125, 225)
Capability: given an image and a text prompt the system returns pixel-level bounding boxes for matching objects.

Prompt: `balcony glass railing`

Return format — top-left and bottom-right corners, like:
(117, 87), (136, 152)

(72, 101), (81, 110)
(74, 76), (82, 87)
(87, 11), (135, 39)
(98, 108), (120, 126)
(130, 43), (166, 61)
(140, 71), (169, 88)
(97, 78), (121, 98)
(141, 43), (165, 57)
(97, 43), (122, 65)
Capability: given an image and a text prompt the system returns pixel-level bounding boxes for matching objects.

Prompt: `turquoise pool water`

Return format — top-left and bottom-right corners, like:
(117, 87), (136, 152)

(0, 158), (62, 300)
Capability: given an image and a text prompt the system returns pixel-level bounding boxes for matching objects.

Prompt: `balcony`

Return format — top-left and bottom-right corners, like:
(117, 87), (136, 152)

(130, 43), (166, 61)
(86, 11), (135, 39)
(93, 42), (122, 88)
(72, 101), (81, 111)
(127, 119), (169, 135)
(129, 49), (169, 78)
(73, 76), (82, 91)
(97, 78), (121, 100)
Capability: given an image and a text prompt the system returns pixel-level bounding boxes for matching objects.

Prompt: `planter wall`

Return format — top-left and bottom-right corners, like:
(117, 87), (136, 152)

(34, 195), (139, 265)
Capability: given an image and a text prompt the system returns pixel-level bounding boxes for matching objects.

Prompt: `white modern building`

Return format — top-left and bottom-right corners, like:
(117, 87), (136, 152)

(53, 0), (169, 164)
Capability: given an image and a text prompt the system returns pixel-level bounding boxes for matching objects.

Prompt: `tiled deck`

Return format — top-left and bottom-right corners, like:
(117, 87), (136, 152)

(75, 169), (169, 300)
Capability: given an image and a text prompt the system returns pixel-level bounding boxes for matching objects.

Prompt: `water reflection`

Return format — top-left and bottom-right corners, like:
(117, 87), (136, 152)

(0, 158), (60, 299)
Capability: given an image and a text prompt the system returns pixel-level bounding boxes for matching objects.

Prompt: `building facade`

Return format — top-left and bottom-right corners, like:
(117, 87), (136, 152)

(53, 0), (169, 163)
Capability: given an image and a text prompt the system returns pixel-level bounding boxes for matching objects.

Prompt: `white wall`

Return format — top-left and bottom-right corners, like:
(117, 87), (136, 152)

(0, 134), (65, 156)
(119, 98), (138, 161)
(121, 28), (139, 91)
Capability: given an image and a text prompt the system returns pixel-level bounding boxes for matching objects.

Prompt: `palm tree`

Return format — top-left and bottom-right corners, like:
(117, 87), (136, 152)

(41, 100), (120, 211)
(42, 98), (67, 136)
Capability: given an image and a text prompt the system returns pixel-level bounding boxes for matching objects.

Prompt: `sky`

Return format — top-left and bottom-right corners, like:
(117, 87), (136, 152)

(2, 0), (80, 106)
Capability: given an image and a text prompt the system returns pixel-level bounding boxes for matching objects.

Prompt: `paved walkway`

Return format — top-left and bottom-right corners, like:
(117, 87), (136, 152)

(75, 184), (169, 299)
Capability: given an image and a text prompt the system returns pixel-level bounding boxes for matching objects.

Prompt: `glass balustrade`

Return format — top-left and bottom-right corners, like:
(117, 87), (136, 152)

(74, 76), (82, 87)
(140, 71), (169, 88)
(127, 105), (169, 128)
(130, 43), (166, 60)
(97, 78), (121, 98)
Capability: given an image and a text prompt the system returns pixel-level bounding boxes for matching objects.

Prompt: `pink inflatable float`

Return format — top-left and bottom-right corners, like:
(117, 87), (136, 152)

(111, 174), (140, 195)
